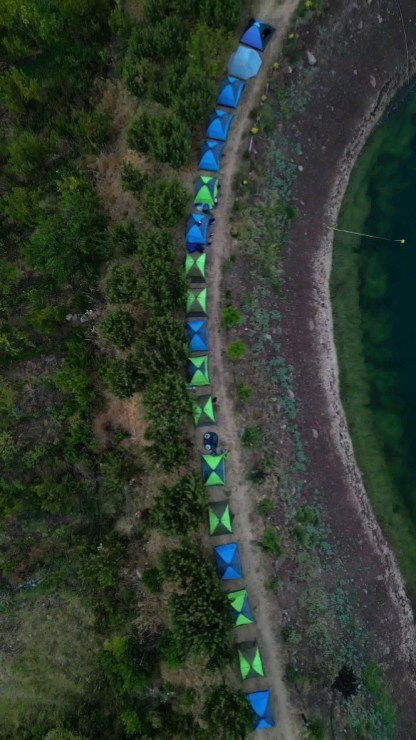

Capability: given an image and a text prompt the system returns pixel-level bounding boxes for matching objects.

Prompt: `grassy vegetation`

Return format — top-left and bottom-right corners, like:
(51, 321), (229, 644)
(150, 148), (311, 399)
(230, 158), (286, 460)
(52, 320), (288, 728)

(0, 0), (254, 736)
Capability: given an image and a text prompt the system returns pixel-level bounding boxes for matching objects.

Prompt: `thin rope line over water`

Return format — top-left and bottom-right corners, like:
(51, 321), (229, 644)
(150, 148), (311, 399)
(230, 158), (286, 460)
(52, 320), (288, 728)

(326, 224), (406, 244)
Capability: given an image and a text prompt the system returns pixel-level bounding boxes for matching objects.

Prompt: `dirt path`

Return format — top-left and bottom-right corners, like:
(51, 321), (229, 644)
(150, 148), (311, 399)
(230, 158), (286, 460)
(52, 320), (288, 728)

(205, 1), (300, 737)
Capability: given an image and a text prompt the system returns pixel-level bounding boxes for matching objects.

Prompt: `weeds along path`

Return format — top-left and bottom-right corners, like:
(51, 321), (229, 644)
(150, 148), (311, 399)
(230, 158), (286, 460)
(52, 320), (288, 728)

(206, 1), (299, 737)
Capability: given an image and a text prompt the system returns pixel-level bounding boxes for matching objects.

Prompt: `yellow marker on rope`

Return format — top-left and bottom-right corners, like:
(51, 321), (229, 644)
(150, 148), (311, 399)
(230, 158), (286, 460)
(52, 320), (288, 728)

(327, 224), (407, 245)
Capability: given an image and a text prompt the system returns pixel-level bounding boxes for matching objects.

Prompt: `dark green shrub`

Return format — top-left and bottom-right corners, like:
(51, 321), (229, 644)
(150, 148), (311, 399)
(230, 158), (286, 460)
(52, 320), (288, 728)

(200, 0), (242, 29)
(144, 179), (188, 226)
(143, 372), (191, 471)
(162, 542), (233, 666)
(7, 130), (51, 178)
(68, 109), (110, 152)
(107, 221), (138, 256)
(127, 112), (152, 153)
(102, 356), (145, 399)
(227, 339), (247, 361)
(152, 474), (206, 534)
(257, 498), (274, 517)
(260, 526), (282, 557)
(100, 308), (136, 349)
(121, 161), (148, 195)
(281, 624), (301, 645)
(175, 70), (215, 125)
(105, 264), (137, 303)
(134, 315), (187, 379)
(237, 382), (252, 402)
(23, 176), (106, 283)
(137, 228), (186, 311)
(151, 110), (191, 168)
(241, 425), (263, 449)
(221, 305), (243, 328)
(202, 685), (254, 739)
(142, 567), (163, 594)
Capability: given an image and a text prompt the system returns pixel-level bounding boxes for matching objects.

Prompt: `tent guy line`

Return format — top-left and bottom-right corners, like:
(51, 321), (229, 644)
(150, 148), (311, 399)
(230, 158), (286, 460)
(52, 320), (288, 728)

(185, 16), (278, 733)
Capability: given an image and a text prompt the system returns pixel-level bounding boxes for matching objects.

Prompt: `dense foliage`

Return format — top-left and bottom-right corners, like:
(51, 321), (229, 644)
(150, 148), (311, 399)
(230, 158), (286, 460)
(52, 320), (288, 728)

(0, 0), (244, 736)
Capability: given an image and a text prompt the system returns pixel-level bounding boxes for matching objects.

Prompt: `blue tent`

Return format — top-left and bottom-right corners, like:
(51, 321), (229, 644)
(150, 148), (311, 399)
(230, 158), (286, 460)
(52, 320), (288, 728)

(228, 46), (262, 80)
(214, 543), (243, 580)
(217, 76), (246, 108)
(186, 213), (213, 245)
(186, 319), (209, 352)
(199, 140), (225, 172)
(206, 109), (234, 142)
(246, 691), (275, 730)
(240, 20), (275, 51)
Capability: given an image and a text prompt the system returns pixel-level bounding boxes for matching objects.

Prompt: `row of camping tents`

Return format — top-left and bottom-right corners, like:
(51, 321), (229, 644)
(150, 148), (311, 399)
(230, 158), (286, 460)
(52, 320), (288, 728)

(185, 19), (276, 732)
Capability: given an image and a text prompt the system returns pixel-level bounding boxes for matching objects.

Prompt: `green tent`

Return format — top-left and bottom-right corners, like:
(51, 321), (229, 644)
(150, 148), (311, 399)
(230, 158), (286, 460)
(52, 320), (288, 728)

(209, 500), (233, 535)
(185, 252), (206, 282)
(187, 286), (208, 316)
(227, 589), (255, 626)
(193, 395), (215, 426)
(194, 176), (219, 208)
(237, 641), (265, 680)
(202, 453), (226, 486)
(187, 355), (210, 387)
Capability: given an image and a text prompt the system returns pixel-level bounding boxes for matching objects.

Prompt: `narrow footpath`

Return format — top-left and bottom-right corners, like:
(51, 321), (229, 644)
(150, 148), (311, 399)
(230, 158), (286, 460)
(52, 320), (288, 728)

(205, 1), (300, 736)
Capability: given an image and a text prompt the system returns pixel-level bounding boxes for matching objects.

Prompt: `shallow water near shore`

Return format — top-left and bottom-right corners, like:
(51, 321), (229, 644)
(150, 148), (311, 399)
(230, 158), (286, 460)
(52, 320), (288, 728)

(332, 83), (416, 591)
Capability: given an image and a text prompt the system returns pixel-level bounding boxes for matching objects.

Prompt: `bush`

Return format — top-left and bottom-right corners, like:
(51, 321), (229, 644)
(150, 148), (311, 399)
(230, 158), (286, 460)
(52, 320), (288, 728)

(260, 526), (282, 557)
(134, 315), (187, 379)
(162, 542), (233, 666)
(227, 339), (247, 361)
(7, 129), (51, 178)
(128, 110), (191, 168)
(241, 425), (263, 449)
(121, 162), (148, 196)
(237, 382), (252, 402)
(281, 624), (301, 645)
(102, 355), (145, 399)
(127, 112), (152, 153)
(137, 228), (186, 312)
(202, 685), (254, 739)
(152, 474), (206, 534)
(23, 176), (106, 283)
(107, 221), (138, 257)
(105, 264), (138, 303)
(100, 308), (136, 349)
(175, 70), (215, 125)
(142, 567), (163, 594)
(257, 498), (274, 517)
(144, 179), (188, 227)
(143, 372), (191, 471)
(68, 109), (110, 152)
(221, 305), (243, 328)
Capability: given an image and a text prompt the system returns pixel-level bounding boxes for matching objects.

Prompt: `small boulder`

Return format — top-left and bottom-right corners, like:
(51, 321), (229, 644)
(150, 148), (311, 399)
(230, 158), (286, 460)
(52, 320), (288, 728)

(306, 51), (317, 65)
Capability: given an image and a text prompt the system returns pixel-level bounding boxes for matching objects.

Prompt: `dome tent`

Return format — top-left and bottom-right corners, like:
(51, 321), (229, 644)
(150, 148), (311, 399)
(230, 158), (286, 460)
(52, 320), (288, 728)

(237, 641), (265, 680)
(186, 212), (214, 247)
(186, 318), (209, 352)
(194, 175), (219, 208)
(202, 453), (226, 486)
(208, 500), (233, 535)
(187, 286), (207, 316)
(187, 355), (210, 386)
(227, 588), (255, 626)
(185, 252), (206, 282)
(192, 394), (215, 426)
(206, 109), (234, 142)
(228, 45), (262, 80)
(214, 543), (243, 580)
(217, 76), (245, 108)
(240, 19), (275, 51)
(246, 691), (275, 730)
(199, 140), (225, 172)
